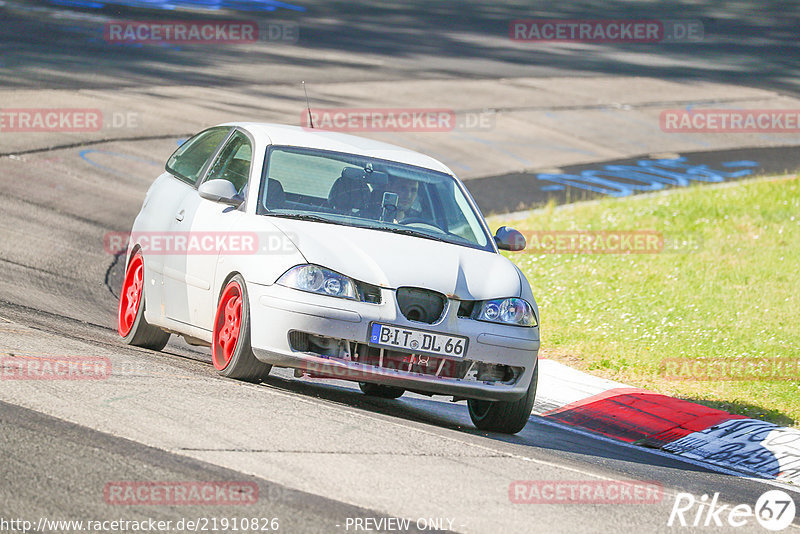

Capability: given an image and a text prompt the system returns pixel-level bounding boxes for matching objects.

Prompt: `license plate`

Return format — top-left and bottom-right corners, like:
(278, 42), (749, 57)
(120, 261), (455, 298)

(368, 323), (468, 358)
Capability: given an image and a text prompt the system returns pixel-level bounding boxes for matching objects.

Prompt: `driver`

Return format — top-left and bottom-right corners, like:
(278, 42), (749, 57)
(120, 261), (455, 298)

(387, 175), (419, 222)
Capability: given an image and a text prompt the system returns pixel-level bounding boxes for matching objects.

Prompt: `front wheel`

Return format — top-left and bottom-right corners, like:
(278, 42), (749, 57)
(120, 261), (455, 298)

(118, 251), (170, 351)
(359, 382), (405, 399)
(467, 363), (538, 434)
(212, 275), (272, 382)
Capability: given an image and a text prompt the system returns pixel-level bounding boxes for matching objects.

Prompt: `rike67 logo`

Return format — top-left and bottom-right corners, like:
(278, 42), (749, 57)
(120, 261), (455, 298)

(668, 490), (796, 531)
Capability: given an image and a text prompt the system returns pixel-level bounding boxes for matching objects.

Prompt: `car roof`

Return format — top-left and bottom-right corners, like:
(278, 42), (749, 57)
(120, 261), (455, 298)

(223, 122), (454, 175)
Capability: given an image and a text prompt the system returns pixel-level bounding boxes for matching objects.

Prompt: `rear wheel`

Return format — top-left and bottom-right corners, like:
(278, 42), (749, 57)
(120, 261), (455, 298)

(359, 382), (405, 399)
(212, 275), (272, 382)
(118, 251), (170, 350)
(467, 363), (538, 434)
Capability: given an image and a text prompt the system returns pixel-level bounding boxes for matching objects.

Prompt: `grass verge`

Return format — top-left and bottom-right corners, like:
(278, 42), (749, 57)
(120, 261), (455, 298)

(492, 175), (800, 426)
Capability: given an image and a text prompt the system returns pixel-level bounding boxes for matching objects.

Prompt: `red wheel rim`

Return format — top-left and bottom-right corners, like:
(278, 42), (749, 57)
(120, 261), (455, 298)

(212, 281), (243, 370)
(118, 253), (144, 337)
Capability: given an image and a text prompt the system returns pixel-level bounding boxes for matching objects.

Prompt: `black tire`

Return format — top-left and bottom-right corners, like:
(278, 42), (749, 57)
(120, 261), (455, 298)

(359, 382), (405, 399)
(212, 275), (272, 383)
(119, 252), (170, 351)
(467, 363), (538, 434)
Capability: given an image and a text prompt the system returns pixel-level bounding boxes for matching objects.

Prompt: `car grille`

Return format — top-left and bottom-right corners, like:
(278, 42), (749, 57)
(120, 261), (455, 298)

(288, 330), (309, 351)
(356, 281), (382, 304)
(396, 287), (446, 324)
(289, 334), (523, 385)
(356, 344), (468, 378)
(457, 300), (476, 318)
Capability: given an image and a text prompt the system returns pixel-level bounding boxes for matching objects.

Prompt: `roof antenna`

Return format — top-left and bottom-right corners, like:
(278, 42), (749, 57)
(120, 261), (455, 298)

(302, 81), (314, 128)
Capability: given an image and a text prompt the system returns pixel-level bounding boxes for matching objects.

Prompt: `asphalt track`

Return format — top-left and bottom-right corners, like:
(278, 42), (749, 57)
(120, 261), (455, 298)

(2, 1), (800, 533)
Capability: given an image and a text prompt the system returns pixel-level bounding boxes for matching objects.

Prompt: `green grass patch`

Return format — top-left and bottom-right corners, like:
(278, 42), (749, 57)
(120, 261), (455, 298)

(492, 176), (800, 426)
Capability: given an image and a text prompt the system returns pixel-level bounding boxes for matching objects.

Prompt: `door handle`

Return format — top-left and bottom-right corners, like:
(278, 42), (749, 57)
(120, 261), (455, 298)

(175, 209), (185, 222)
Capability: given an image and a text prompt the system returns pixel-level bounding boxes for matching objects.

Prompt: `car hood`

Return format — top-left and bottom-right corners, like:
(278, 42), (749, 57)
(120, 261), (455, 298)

(268, 218), (523, 300)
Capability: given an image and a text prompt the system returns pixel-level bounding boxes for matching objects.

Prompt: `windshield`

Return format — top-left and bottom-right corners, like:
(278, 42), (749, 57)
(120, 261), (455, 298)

(258, 146), (493, 251)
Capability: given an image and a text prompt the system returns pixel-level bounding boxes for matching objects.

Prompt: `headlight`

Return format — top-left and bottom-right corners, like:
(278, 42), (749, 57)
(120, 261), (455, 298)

(474, 298), (537, 327)
(277, 264), (357, 300)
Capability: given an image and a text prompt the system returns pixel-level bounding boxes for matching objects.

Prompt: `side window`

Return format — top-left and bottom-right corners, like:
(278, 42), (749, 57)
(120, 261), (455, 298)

(204, 130), (253, 194)
(165, 127), (230, 185)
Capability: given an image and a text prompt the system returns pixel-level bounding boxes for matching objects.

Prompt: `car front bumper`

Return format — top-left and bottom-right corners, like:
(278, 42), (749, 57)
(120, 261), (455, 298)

(247, 282), (539, 402)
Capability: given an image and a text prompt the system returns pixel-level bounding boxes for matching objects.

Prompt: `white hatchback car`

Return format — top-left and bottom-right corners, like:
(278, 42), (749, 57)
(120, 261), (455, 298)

(118, 123), (540, 433)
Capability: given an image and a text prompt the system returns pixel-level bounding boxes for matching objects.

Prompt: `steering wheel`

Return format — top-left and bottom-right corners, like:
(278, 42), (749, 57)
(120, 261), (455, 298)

(398, 217), (445, 232)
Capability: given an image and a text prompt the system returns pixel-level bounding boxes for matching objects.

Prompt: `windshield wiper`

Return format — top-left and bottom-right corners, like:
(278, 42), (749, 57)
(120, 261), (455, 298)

(265, 214), (453, 244)
(374, 226), (450, 243)
(265, 212), (336, 224)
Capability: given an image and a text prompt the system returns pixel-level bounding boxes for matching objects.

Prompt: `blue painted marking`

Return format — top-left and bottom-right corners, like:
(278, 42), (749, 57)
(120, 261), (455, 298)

(721, 160), (759, 167)
(538, 157), (760, 197)
(48, 0), (305, 12)
(370, 323), (382, 343)
(49, 0), (105, 7)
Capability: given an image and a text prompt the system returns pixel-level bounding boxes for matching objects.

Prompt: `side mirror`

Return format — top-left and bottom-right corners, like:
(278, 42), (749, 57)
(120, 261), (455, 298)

(198, 179), (243, 207)
(494, 226), (526, 251)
